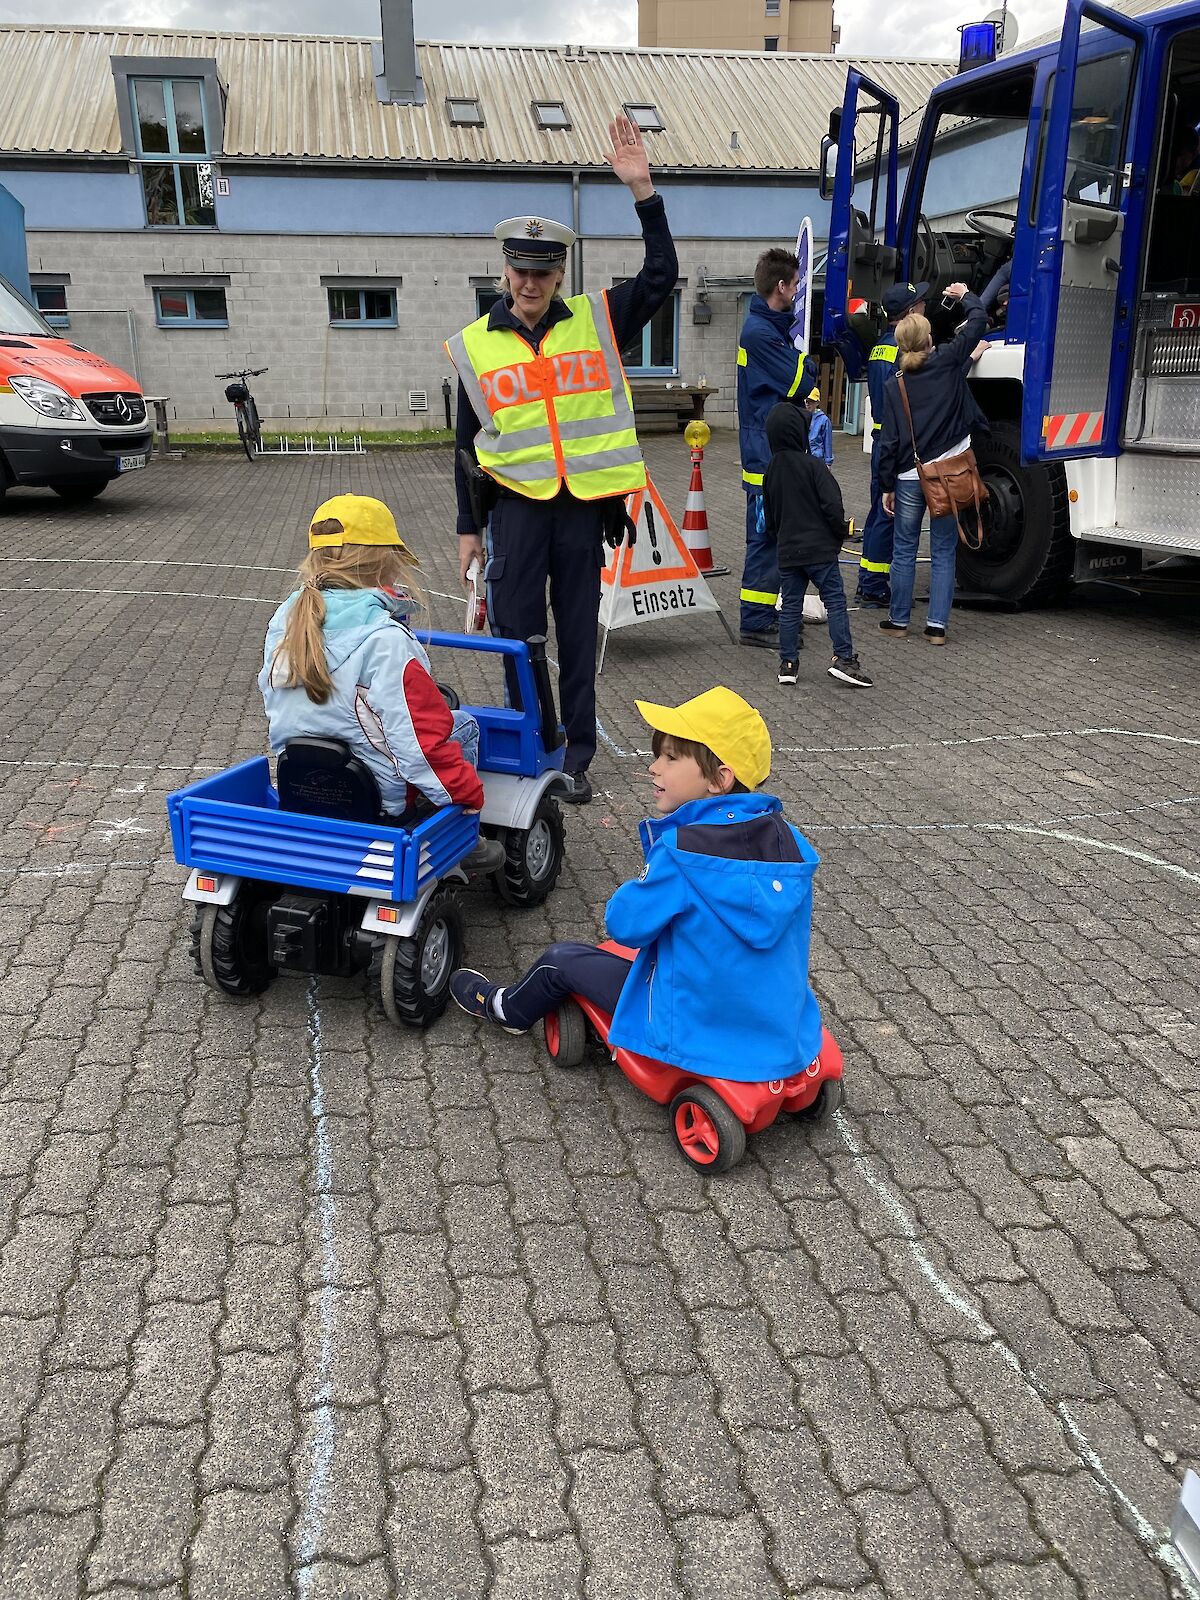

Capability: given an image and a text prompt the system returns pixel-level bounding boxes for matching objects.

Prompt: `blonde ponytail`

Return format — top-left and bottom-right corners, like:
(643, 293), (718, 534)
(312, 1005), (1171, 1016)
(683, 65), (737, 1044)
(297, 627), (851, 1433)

(896, 312), (933, 373)
(271, 527), (424, 705)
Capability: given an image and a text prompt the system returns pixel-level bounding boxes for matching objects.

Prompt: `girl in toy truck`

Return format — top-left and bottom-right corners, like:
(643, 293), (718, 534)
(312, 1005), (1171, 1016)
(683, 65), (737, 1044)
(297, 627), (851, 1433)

(450, 686), (823, 1082)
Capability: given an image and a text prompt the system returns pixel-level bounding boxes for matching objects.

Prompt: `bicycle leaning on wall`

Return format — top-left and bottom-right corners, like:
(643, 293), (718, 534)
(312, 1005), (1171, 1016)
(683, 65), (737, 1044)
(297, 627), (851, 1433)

(216, 367), (267, 461)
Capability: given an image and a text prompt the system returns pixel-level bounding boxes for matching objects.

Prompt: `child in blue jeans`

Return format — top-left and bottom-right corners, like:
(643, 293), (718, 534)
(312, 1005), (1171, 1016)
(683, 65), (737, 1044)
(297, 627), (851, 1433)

(450, 687), (825, 1083)
(763, 403), (872, 689)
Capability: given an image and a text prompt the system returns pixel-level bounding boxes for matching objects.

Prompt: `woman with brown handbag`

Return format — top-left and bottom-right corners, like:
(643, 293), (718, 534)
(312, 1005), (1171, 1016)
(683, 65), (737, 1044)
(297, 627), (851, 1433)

(875, 282), (988, 645)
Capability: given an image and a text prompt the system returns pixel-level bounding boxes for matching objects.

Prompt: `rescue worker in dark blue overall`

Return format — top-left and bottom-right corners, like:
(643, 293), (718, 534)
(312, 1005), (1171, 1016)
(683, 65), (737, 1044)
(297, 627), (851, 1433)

(857, 280), (927, 607)
(447, 116), (677, 807)
(737, 248), (818, 645)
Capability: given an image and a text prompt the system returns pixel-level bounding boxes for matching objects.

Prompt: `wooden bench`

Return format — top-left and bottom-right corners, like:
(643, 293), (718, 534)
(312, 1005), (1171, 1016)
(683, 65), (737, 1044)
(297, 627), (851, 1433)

(630, 382), (718, 433)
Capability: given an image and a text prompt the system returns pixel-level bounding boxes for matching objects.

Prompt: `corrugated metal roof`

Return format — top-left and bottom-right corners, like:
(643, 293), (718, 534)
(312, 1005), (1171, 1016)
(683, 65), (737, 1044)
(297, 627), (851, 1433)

(0, 24), (952, 171)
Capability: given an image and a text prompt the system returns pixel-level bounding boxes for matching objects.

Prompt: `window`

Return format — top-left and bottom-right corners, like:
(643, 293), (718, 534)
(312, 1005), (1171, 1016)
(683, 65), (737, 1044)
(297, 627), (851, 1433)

(619, 291), (680, 376)
(764, 36), (780, 51)
(475, 287), (504, 318)
(447, 97), (484, 127)
(533, 100), (572, 130)
(154, 286), (228, 327)
(625, 103), (665, 133)
(328, 287), (398, 326)
(32, 284), (69, 328)
(131, 76), (215, 227)
(766, 0), (781, 12)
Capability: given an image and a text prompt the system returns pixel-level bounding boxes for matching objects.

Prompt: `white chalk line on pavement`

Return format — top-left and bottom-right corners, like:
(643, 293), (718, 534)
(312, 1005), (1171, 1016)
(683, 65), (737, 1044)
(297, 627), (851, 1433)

(0, 555), (297, 573)
(832, 1110), (1200, 1600)
(296, 977), (338, 1589)
(0, 585), (281, 604)
(993, 823), (1200, 886)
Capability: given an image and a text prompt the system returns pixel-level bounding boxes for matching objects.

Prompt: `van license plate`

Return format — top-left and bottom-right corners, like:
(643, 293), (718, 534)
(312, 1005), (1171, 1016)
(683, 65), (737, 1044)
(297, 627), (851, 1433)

(117, 453), (148, 472)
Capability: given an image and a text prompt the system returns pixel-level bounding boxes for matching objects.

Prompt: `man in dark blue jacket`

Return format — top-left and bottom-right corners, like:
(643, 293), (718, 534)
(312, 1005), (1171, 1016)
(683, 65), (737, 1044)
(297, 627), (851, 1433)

(736, 249), (817, 645)
(857, 280), (927, 607)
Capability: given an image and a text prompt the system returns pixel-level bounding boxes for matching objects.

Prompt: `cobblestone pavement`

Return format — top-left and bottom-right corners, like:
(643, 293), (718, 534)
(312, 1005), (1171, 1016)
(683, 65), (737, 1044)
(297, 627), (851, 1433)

(0, 432), (1197, 1600)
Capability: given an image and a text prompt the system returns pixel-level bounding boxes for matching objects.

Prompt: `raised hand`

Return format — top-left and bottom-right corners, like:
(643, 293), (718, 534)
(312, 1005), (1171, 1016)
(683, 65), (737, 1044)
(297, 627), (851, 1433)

(604, 114), (654, 202)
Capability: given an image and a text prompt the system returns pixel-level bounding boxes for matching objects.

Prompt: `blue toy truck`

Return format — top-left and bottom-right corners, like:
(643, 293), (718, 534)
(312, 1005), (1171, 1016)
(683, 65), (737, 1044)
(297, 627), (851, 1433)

(167, 632), (567, 1028)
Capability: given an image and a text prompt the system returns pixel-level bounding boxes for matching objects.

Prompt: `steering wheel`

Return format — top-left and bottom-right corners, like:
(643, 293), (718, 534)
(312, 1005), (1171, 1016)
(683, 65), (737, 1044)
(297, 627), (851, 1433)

(965, 207), (1018, 241)
(912, 212), (940, 283)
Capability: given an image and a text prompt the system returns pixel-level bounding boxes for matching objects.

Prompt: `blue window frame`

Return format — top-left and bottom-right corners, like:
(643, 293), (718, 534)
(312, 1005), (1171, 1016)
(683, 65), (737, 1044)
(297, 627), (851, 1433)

(619, 291), (680, 376)
(131, 77), (215, 228)
(154, 286), (228, 327)
(327, 287), (398, 327)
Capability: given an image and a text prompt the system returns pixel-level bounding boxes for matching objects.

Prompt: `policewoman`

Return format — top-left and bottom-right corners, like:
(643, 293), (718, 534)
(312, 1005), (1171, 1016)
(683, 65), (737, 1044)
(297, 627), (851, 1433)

(446, 115), (677, 805)
(856, 280), (927, 607)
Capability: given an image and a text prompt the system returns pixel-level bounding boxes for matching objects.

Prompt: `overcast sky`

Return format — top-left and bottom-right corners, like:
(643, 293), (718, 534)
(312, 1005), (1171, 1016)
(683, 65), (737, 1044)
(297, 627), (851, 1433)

(0, 0), (1060, 65)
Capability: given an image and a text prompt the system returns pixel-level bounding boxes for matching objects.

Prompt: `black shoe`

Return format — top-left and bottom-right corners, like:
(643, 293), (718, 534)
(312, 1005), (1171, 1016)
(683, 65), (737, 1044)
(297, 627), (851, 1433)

(559, 771), (592, 805)
(879, 619), (908, 636)
(828, 655), (873, 687)
(856, 594), (891, 609)
(925, 625), (947, 646)
(449, 969), (526, 1034)
(461, 836), (506, 875)
(739, 630), (779, 650)
(778, 659), (800, 685)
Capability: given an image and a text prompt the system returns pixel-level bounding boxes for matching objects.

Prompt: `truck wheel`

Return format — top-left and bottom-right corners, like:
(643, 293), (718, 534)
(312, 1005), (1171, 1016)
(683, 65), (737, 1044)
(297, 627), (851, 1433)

(52, 480), (109, 504)
(669, 1084), (747, 1173)
(191, 895), (275, 997)
(370, 885), (463, 1028)
(958, 420), (1073, 606)
(495, 793), (565, 908)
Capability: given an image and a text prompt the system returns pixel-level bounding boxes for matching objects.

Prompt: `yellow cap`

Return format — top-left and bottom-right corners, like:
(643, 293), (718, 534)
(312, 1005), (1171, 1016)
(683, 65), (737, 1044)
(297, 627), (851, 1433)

(309, 494), (410, 551)
(806, 388), (822, 403)
(635, 686), (771, 789)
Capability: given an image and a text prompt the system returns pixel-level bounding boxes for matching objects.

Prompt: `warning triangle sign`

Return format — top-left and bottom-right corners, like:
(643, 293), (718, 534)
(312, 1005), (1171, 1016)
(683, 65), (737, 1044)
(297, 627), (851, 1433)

(598, 475), (732, 669)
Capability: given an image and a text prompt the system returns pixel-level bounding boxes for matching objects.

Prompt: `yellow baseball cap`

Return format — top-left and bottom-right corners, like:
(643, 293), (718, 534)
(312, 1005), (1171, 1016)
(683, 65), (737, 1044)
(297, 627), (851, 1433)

(635, 686), (771, 789)
(806, 387), (822, 402)
(309, 494), (412, 552)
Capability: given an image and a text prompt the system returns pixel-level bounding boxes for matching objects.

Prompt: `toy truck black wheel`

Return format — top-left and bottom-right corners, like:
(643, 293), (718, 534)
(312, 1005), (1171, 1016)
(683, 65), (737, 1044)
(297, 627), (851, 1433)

(792, 1078), (845, 1122)
(958, 420), (1073, 606)
(52, 479), (109, 504)
(669, 1084), (747, 1173)
(191, 895), (275, 997)
(544, 1000), (587, 1067)
(370, 885), (464, 1029)
(495, 793), (565, 908)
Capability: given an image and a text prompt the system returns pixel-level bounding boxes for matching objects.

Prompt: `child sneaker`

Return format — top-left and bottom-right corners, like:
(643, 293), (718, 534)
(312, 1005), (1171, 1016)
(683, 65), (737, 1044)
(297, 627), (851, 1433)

(450, 969), (526, 1034)
(778, 659), (800, 685)
(828, 656), (873, 687)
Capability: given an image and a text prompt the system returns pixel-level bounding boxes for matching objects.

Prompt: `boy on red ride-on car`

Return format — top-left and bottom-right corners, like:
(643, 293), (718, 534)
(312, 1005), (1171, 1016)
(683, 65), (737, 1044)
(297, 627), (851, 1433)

(450, 686), (823, 1084)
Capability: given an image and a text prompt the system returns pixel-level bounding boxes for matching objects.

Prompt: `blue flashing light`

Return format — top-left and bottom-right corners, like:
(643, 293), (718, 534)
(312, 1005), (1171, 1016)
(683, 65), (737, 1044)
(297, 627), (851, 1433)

(958, 20), (999, 73)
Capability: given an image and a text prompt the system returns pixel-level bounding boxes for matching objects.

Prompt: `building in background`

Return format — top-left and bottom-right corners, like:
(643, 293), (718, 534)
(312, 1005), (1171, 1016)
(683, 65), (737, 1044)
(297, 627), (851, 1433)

(638, 0), (838, 54)
(0, 12), (945, 432)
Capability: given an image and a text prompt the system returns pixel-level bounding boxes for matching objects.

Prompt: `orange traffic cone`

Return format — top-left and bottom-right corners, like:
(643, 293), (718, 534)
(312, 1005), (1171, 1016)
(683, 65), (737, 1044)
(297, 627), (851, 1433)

(681, 430), (730, 577)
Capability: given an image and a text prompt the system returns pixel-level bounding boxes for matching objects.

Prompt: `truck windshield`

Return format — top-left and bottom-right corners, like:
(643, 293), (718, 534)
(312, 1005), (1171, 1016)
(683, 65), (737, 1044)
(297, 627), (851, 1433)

(0, 276), (55, 338)
(913, 73), (1034, 230)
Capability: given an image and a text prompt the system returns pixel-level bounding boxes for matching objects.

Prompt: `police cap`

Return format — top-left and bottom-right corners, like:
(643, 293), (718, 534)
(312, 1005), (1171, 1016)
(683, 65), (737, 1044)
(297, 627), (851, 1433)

(495, 215), (576, 270)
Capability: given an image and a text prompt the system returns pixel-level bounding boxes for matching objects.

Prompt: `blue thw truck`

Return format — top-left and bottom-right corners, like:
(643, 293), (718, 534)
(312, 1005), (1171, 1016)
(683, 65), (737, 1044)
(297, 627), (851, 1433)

(821, 0), (1200, 602)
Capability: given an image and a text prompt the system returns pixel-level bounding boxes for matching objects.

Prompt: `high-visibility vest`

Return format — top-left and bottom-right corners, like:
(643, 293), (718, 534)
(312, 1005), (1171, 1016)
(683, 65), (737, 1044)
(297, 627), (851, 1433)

(445, 291), (646, 501)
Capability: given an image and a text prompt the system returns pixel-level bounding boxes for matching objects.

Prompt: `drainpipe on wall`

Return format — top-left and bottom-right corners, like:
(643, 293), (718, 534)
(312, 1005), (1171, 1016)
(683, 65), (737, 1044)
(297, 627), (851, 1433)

(374, 0), (425, 105)
(571, 169), (582, 296)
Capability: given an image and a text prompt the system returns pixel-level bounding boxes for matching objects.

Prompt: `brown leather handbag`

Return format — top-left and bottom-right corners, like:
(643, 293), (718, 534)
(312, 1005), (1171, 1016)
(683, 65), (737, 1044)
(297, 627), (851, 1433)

(896, 374), (987, 550)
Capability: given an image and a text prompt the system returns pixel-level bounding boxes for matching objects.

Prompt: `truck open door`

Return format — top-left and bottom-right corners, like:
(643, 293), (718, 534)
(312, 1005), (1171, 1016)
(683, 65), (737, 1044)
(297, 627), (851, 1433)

(1023, 0), (1149, 461)
(819, 71), (900, 380)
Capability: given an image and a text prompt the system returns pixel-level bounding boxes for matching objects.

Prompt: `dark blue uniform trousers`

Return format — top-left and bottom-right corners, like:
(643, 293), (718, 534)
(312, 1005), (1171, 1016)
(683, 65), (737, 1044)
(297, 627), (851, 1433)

(739, 491), (779, 635)
(856, 432), (893, 603)
(486, 489), (606, 775)
(499, 941), (633, 1033)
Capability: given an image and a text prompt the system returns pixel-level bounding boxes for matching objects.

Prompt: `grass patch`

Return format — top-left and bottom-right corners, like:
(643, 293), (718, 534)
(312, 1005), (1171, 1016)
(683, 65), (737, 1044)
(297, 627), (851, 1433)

(172, 426), (454, 448)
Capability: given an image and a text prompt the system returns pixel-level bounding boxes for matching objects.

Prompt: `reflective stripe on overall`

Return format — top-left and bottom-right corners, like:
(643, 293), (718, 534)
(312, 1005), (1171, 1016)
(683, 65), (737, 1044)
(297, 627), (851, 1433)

(446, 292), (647, 501)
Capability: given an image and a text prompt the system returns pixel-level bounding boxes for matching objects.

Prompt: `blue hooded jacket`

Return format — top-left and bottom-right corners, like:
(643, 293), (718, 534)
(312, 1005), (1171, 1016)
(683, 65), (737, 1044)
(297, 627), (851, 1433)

(604, 791), (822, 1082)
(737, 293), (817, 490)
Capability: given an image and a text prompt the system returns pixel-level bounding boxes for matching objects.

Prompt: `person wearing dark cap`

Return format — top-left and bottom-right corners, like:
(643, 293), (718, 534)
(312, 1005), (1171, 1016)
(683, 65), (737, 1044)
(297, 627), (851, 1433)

(445, 115), (678, 806)
(856, 280), (927, 608)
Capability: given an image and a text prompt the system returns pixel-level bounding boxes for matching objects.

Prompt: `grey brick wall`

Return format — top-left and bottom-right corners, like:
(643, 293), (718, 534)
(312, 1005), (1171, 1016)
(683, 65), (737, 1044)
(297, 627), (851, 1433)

(27, 230), (793, 432)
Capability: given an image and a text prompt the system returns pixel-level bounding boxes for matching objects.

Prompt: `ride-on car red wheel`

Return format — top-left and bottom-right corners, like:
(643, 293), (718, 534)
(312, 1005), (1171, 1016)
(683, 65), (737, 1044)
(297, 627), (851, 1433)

(669, 1083), (747, 1173)
(545, 999), (587, 1067)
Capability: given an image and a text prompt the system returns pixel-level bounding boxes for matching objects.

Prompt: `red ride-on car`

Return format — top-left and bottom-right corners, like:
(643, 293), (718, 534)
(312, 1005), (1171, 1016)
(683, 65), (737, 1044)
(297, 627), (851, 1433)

(543, 941), (844, 1173)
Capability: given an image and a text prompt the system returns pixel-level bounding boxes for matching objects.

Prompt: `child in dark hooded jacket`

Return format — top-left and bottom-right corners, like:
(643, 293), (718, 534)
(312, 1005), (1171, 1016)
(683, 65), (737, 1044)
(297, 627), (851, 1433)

(763, 402), (872, 688)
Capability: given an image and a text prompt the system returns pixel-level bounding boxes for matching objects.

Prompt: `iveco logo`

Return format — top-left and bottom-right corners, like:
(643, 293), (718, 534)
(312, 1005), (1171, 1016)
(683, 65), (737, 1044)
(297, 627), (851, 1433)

(115, 395), (132, 422)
